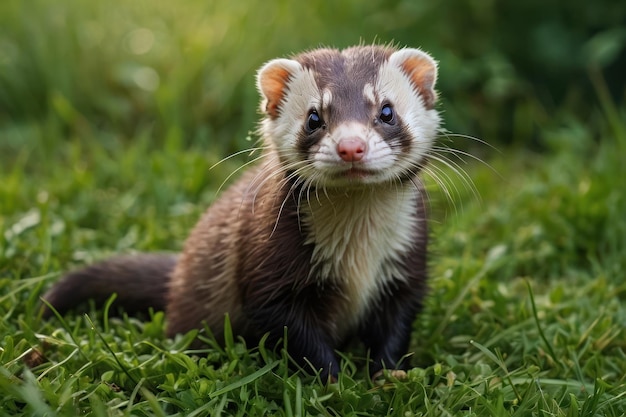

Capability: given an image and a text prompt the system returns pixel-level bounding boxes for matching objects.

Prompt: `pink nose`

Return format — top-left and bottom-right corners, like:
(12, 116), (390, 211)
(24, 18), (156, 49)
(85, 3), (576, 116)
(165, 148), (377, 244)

(337, 138), (367, 162)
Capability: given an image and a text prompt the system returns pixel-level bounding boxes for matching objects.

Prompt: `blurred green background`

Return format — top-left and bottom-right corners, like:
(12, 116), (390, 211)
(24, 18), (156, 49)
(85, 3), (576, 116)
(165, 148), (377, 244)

(1, 0), (624, 156)
(1, 2), (626, 414)
(0, 0), (625, 277)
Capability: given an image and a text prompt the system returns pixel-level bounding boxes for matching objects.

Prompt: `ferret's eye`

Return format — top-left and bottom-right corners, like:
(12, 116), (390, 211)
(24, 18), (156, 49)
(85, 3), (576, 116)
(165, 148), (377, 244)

(379, 104), (394, 124)
(306, 110), (323, 132)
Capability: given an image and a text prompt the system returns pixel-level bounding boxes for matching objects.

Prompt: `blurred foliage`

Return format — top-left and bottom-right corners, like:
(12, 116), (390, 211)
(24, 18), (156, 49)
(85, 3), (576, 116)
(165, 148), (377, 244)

(0, 0), (624, 155)
(1, 2), (626, 414)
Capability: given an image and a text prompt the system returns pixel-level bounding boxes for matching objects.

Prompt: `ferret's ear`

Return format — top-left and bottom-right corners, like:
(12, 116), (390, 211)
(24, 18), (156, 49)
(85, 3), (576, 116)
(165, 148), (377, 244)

(389, 49), (438, 109)
(257, 58), (301, 119)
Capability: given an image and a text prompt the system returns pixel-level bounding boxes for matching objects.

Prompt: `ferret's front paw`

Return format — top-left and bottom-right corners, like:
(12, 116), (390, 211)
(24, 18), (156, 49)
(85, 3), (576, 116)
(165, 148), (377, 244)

(372, 369), (408, 382)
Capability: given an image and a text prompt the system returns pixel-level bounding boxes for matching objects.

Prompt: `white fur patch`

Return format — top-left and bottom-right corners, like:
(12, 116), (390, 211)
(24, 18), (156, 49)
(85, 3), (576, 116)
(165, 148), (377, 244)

(260, 64), (321, 167)
(376, 52), (440, 173)
(301, 186), (420, 338)
(322, 89), (333, 108)
(363, 82), (376, 104)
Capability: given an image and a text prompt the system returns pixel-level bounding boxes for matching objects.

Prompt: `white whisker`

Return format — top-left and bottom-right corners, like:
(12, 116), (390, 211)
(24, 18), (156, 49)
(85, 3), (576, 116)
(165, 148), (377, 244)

(216, 152), (268, 197)
(439, 131), (500, 152)
(421, 165), (460, 215)
(209, 146), (268, 171)
(428, 153), (480, 202)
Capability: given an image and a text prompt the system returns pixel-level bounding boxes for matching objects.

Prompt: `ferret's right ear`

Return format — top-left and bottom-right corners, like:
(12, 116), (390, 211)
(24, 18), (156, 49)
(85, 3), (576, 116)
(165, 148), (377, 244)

(257, 58), (301, 119)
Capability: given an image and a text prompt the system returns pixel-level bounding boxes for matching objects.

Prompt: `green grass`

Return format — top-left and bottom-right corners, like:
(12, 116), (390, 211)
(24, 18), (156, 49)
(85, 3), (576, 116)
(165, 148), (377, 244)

(3, 124), (626, 416)
(2, 0), (626, 415)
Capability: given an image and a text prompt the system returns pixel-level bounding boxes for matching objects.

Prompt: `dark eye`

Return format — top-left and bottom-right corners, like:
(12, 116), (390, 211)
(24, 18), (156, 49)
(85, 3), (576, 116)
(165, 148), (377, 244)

(379, 104), (394, 124)
(306, 110), (323, 132)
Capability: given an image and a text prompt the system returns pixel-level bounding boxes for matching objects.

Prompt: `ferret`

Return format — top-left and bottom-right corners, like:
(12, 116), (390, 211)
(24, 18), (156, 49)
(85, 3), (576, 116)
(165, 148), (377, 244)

(42, 45), (441, 381)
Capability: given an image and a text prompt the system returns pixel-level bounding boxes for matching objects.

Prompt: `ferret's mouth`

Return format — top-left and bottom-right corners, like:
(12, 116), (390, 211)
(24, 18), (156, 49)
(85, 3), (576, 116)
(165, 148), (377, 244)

(344, 168), (371, 178)
(335, 167), (379, 180)
(315, 162), (389, 185)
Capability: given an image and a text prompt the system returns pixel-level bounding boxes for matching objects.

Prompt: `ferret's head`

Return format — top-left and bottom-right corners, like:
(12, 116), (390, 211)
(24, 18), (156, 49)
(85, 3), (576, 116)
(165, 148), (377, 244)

(257, 45), (440, 188)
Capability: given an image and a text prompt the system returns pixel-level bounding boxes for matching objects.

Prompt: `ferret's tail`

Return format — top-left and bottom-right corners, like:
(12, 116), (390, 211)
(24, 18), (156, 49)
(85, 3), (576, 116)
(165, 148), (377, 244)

(41, 253), (177, 318)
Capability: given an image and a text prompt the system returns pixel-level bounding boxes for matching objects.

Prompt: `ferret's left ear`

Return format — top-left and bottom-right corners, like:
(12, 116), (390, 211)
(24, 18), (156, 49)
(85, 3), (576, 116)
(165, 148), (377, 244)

(257, 58), (302, 119)
(389, 49), (438, 109)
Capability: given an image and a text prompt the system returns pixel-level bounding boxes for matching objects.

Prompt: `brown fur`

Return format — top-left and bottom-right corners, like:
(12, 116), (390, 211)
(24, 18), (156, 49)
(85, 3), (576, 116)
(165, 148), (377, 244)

(42, 254), (175, 316)
(42, 45), (440, 379)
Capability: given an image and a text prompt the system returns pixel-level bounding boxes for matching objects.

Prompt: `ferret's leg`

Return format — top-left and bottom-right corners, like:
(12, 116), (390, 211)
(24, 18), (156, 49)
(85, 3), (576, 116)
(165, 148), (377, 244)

(245, 289), (341, 381)
(281, 319), (340, 381)
(359, 283), (426, 377)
